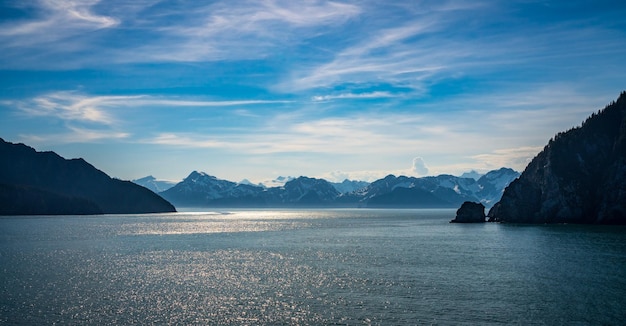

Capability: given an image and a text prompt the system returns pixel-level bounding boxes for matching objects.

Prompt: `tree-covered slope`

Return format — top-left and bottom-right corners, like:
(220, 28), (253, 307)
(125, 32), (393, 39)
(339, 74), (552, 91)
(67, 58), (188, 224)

(0, 139), (176, 215)
(488, 92), (626, 224)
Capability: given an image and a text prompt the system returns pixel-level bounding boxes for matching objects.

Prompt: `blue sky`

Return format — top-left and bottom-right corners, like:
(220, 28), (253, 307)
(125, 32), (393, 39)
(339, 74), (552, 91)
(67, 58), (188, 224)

(1, 0), (625, 184)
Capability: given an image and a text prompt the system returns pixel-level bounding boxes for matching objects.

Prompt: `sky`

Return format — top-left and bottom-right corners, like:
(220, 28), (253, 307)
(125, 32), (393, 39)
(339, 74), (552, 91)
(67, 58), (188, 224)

(1, 0), (625, 184)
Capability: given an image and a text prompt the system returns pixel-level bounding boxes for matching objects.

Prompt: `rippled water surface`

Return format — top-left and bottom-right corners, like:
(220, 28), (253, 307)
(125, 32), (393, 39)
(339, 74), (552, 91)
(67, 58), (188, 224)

(1, 209), (626, 325)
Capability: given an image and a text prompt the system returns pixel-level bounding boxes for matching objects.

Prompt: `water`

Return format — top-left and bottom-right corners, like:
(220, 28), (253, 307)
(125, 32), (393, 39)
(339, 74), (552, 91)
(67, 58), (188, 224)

(1, 209), (625, 325)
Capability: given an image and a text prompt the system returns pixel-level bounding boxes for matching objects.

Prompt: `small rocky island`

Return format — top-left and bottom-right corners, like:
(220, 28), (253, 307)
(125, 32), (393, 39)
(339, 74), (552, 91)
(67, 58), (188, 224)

(487, 91), (626, 224)
(451, 201), (486, 223)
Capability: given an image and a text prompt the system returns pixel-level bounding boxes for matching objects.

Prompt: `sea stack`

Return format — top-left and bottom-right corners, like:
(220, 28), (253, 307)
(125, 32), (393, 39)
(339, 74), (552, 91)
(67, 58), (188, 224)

(451, 201), (486, 223)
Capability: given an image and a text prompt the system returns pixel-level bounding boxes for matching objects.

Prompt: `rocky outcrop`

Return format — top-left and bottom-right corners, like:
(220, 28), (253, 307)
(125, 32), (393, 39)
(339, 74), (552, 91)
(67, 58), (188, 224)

(451, 201), (485, 223)
(0, 139), (176, 215)
(488, 92), (626, 224)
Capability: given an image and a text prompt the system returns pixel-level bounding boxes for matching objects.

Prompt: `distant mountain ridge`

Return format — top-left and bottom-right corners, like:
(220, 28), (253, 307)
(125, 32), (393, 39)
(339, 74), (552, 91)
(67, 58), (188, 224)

(160, 168), (519, 208)
(132, 175), (176, 193)
(341, 168), (519, 208)
(488, 92), (626, 224)
(330, 179), (370, 194)
(0, 138), (176, 215)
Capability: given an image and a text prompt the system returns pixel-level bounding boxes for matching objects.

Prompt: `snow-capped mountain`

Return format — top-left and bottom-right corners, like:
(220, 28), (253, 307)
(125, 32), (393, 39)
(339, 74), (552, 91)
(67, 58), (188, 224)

(160, 171), (264, 207)
(261, 176), (296, 188)
(132, 175), (177, 193)
(460, 170), (484, 181)
(278, 177), (339, 205)
(159, 168), (518, 208)
(345, 174), (476, 208)
(330, 179), (370, 194)
(342, 168), (519, 208)
(160, 172), (340, 207)
(476, 168), (520, 206)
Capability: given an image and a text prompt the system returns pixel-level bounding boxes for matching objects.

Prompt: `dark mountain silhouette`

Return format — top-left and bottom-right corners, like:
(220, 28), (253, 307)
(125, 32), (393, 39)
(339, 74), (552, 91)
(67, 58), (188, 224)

(0, 138), (176, 215)
(488, 92), (626, 224)
(0, 183), (102, 215)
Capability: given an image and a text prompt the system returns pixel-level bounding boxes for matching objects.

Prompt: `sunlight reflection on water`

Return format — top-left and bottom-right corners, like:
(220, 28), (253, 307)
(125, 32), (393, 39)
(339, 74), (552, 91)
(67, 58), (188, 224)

(2, 209), (626, 325)
(118, 210), (318, 235)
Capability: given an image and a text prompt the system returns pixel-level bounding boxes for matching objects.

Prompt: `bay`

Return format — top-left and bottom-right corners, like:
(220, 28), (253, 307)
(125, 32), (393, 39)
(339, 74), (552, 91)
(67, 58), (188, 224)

(1, 209), (625, 325)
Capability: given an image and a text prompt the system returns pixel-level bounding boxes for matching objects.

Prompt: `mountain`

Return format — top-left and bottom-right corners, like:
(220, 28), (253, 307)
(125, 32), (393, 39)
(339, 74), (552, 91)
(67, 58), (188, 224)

(345, 174), (476, 208)
(263, 176), (341, 206)
(330, 179), (370, 194)
(161, 173), (341, 207)
(160, 168), (518, 208)
(488, 92), (626, 224)
(0, 138), (176, 215)
(476, 168), (520, 207)
(342, 169), (519, 208)
(261, 176), (295, 187)
(366, 186), (452, 208)
(132, 175), (177, 193)
(160, 171), (265, 207)
(460, 170), (483, 180)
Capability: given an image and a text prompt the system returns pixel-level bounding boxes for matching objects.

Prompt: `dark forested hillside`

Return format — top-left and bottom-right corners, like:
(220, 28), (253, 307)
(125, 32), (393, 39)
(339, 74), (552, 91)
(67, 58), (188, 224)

(0, 139), (176, 215)
(488, 92), (626, 224)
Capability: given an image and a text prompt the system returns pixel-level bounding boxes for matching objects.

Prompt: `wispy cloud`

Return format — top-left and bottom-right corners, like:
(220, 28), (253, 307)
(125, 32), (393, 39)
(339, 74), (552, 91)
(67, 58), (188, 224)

(136, 0), (361, 62)
(147, 133), (227, 149)
(471, 146), (543, 172)
(311, 91), (395, 101)
(14, 91), (143, 125)
(14, 91), (291, 125)
(19, 126), (130, 145)
(281, 2), (626, 95)
(1, 0), (118, 45)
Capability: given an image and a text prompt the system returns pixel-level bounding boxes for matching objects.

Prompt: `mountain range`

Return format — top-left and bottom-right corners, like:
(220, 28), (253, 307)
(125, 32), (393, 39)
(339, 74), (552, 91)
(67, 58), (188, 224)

(0, 138), (518, 214)
(156, 168), (519, 208)
(0, 138), (176, 215)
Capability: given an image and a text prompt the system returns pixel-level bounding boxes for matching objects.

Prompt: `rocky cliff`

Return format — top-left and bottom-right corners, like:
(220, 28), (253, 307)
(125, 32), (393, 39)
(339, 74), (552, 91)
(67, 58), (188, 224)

(0, 139), (176, 215)
(451, 201), (486, 223)
(488, 92), (626, 224)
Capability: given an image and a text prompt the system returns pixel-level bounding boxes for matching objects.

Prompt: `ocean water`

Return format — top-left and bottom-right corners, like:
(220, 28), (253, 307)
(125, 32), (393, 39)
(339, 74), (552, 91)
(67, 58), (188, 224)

(1, 209), (625, 325)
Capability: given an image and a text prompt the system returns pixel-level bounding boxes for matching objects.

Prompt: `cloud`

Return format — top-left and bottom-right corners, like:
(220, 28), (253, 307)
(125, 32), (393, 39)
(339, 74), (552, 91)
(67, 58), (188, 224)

(281, 10), (467, 92)
(15, 91), (140, 125)
(411, 157), (429, 176)
(471, 146), (543, 173)
(0, 0), (118, 44)
(147, 133), (227, 149)
(280, 2), (626, 95)
(311, 91), (395, 101)
(14, 91), (292, 125)
(139, 0), (361, 62)
(19, 126), (130, 144)
(132, 99), (292, 107)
